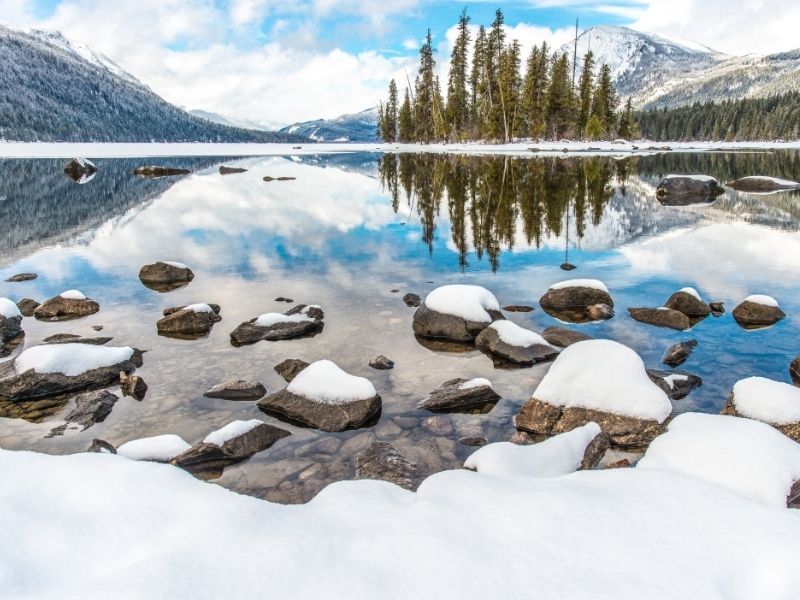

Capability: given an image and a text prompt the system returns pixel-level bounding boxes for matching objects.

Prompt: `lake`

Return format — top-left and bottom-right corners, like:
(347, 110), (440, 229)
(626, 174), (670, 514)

(0, 150), (798, 503)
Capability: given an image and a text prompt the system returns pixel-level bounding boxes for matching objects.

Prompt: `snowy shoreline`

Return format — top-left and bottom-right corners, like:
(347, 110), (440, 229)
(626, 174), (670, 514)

(1, 139), (800, 158)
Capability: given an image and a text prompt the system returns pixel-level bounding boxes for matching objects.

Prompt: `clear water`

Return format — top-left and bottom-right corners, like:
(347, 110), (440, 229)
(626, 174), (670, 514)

(0, 151), (798, 503)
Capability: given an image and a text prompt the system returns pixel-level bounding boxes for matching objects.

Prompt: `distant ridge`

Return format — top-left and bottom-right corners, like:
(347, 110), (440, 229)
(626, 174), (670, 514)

(279, 107), (380, 142)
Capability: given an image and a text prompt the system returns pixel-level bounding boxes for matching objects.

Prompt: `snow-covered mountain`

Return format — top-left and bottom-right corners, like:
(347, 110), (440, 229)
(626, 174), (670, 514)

(279, 107), (379, 142)
(189, 109), (275, 132)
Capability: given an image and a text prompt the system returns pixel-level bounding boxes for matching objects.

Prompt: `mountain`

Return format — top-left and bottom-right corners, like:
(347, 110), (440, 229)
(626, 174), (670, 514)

(279, 107), (379, 142)
(0, 25), (301, 143)
(189, 109), (274, 132)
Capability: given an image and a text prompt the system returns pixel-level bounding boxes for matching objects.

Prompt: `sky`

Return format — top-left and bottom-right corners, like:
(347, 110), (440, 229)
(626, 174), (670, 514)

(2, 0), (799, 128)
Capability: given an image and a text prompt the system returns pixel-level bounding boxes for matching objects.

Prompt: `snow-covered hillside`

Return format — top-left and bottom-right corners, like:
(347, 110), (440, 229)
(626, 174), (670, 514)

(279, 107), (380, 142)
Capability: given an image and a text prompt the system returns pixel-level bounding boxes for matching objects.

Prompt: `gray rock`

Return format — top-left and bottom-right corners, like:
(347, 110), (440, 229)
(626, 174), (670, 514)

(230, 305), (323, 345)
(647, 369), (702, 400)
(581, 430), (611, 470)
(274, 359), (309, 382)
(732, 300), (786, 329)
(16, 299), (40, 317)
(412, 304), (503, 344)
(134, 165), (190, 178)
(656, 175), (724, 205)
(541, 326), (593, 348)
(43, 334), (113, 345)
(502, 305), (534, 313)
(203, 379), (266, 401)
(725, 177), (800, 193)
(219, 166), (248, 175)
(1, 312), (23, 357)
(355, 441), (417, 490)
(458, 436), (488, 447)
(560, 262), (577, 271)
(257, 387), (381, 432)
(369, 355), (394, 370)
(475, 326), (558, 366)
(539, 285), (614, 323)
(138, 261), (194, 291)
(661, 340), (698, 368)
(664, 291), (711, 318)
(63, 390), (118, 430)
(87, 439), (116, 453)
(120, 371), (148, 400)
(418, 378), (501, 414)
(403, 293), (421, 307)
(628, 307), (690, 331)
(709, 302), (725, 316)
(421, 415), (453, 435)
(34, 294), (99, 321)
(5, 273), (37, 282)
(157, 304), (221, 339)
(792, 357), (800, 387)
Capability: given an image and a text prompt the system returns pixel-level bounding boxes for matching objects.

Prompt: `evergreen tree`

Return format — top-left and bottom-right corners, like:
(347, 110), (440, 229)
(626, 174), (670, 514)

(546, 52), (575, 139)
(591, 64), (618, 138)
(414, 30), (438, 143)
(378, 79), (399, 141)
(577, 51), (594, 137)
(585, 114), (604, 140)
(446, 9), (471, 141)
(484, 9), (507, 141)
(398, 88), (414, 142)
(498, 40), (522, 142)
(469, 25), (487, 137)
(617, 96), (638, 140)
(376, 103), (385, 141)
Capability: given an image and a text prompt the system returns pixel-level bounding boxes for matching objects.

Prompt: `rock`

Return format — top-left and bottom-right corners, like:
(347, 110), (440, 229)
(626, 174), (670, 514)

(502, 305), (534, 312)
(560, 262), (577, 271)
(219, 166), (247, 175)
(16, 299), (40, 317)
(661, 340), (698, 368)
(475, 321), (558, 366)
(732, 296), (786, 329)
(157, 303), (221, 339)
(120, 371), (148, 400)
(656, 175), (724, 205)
(34, 292), (99, 321)
(541, 326), (593, 348)
(539, 280), (614, 323)
(581, 430), (611, 469)
(63, 158), (97, 183)
(606, 458), (631, 469)
(92, 326), (104, 331)
(725, 176), (800, 193)
(134, 165), (190, 178)
(421, 415), (453, 435)
(647, 369), (702, 400)
(628, 307), (690, 331)
(1, 299), (24, 356)
(412, 304), (502, 344)
(5, 273), (37, 282)
(792, 358), (800, 387)
(355, 441), (417, 490)
(230, 304), (324, 345)
(418, 378), (500, 414)
(412, 285), (503, 344)
(257, 360), (381, 432)
(138, 261), (194, 291)
(709, 302), (725, 316)
(0, 346), (143, 402)
(274, 359), (309, 382)
(369, 355), (394, 370)
(263, 176), (296, 182)
(664, 289), (710, 318)
(203, 379), (266, 401)
(458, 436), (488, 447)
(62, 390), (118, 430)
(721, 378), (800, 442)
(43, 334), (113, 345)
(87, 439), (116, 453)
(402, 293), (421, 307)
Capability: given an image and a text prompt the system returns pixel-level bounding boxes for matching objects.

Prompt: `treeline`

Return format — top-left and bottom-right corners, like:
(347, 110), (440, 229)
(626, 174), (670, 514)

(636, 92), (800, 141)
(377, 9), (636, 144)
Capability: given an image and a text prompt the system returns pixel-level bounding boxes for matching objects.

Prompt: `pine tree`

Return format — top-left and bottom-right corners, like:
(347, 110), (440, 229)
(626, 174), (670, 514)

(414, 30), (438, 143)
(591, 64), (618, 138)
(498, 40), (522, 142)
(398, 88), (414, 142)
(446, 9), (471, 141)
(386, 79), (399, 142)
(484, 9), (507, 141)
(617, 96), (638, 140)
(577, 51), (594, 138)
(546, 52), (575, 139)
(377, 103), (385, 141)
(469, 25), (487, 137)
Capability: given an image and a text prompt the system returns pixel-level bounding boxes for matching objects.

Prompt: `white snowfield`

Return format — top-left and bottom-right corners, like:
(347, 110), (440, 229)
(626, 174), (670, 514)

(731, 377), (800, 426)
(743, 294), (779, 308)
(13, 344), (134, 376)
(116, 434), (191, 461)
(489, 320), (554, 349)
(59, 289), (87, 300)
(203, 420), (263, 447)
(533, 339), (672, 422)
(0, 297), (22, 319)
(549, 278), (609, 293)
(286, 359), (376, 404)
(424, 285), (500, 323)
(254, 312), (313, 327)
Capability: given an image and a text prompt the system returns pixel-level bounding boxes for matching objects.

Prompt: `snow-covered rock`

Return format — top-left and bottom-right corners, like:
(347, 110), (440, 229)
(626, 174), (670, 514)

(656, 175), (724, 205)
(412, 285), (503, 343)
(638, 412), (800, 506)
(117, 434), (191, 462)
(726, 176), (800, 193)
(661, 339), (697, 368)
(732, 294), (786, 328)
(33, 290), (99, 321)
(475, 320), (558, 366)
(230, 304), (324, 345)
(203, 380), (267, 401)
(647, 369), (702, 400)
(257, 360), (381, 431)
(628, 306), (690, 331)
(664, 288), (711, 318)
(0, 298), (24, 356)
(138, 261), (194, 291)
(515, 340), (672, 447)
(418, 378), (501, 414)
(157, 303), (222, 339)
(539, 279), (614, 323)
(722, 377), (800, 441)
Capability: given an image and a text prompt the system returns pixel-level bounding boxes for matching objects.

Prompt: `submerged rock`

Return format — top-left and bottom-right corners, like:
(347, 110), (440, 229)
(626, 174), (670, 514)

(369, 355), (394, 370)
(418, 378), (500, 414)
(664, 288), (710, 318)
(725, 176), (800, 193)
(16, 298), (40, 317)
(402, 293), (421, 307)
(63, 158), (97, 183)
(541, 326), (593, 348)
(274, 359), (309, 382)
(157, 303), (221, 339)
(412, 285), (503, 344)
(539, 279), (614, 323)
(34, 290), (99, 321)
(792, 358), (800, 387)
(230, 304), (324, 346)
(648, 369), (702, 400)
(661, 340), (698, 368)
(656, 175), (724, 205)
(5, 273), (37, 282)
(61, 390), (118, 431)
(134, 165), (190, 178)
(203, 380), (266, 401)
(628, 307), (690, 331)
(120, 372), (148, 401)
(138, 261), (194, 291)
(732, 295), (786, 329)
(475, 321), (558, 366)
(219, 166), (248, 175)
(355, 442), (417, 490)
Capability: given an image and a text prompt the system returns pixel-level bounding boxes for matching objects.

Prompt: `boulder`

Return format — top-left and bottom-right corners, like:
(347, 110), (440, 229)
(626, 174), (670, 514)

(63, 158), (97, 183)
(560, 262), (577, 271)
(661, 340), (698, 368)
(62, 390), (118, 430)
(647, 369), (702, 400)
(230, 305), (324, 345)
(475, 321), (558, 366)
(43, 334), (112, 345)
(732, 295), (786, 329)
(87, 438), (116, 453)
(16, 298), (40, 317)
(263, 176), (296, 182)
(412, 285), (503, 343)
(581, 430), (611, 469)
(219, 166), (248, 175)
(402, 293), (421, 307)
(721, 377), (800, 442)
(725, 176), (800, 193)
(628, 307), (690, 331)
(274, 358), (309, 382)
(792, 357), (800, 387)
(120, 372), (148, 400)
(157, 303), (221, 339)
(664, 288), (711, 318)
(539, 279), (614, 323)
(418, 378), (501, 414)
(203, 379), (266, 401)
(502, 305), (534, 313)
(355, 442), (417, 490)
(656, 175), (724, 205)
(541, 326), (593, 348)
(709, 302), (725, 316)
(134, 165), (190, 178)
(1, 298), (24, 356)
(138, 261), (194, 291)
(369, 355), (394, 370)
(5, 273), (37, 282)
(34, 291), (99, 321)
(257, 360), (381, 432)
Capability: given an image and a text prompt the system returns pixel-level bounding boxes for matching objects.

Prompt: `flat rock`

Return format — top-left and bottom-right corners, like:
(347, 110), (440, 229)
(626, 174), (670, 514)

(157, 304), (221, 339)
(403, 293), (421, 307)
(541, 326), (593, 348)
(355, 441), (417, 490)
(732, 300), (786, 329)
(120, 372), (148, 400)
(661, 340), (698, 368)
(258, 388), (381, 432)
(34, 294), (99, 321)
(230, 304), (324, 345)
(664, 290), (710, 318)
(418, 378), (500, 414)
(369, 355), (394, 370)
(458, 436), (488, 447)
(43, 334), (112, 346)
(219, 166), (248, 175)
(647, 369), (702, 400)
(16, 299), (40, 317)
(62, 389), (118, 431)
(5, 273), (37, 282)
(560, 262), (577, 271)
(203, 380), (266, 401)
(138, 261), (194, 291)
(792, 357), (800, 387)
(274, 359), (309, 382)
(134, 165), (190, 178)
(725, 176), (800, 193)
(628, 307), (690, 331)
(475, 325), (558, 366)
(502, 305), (534, 313)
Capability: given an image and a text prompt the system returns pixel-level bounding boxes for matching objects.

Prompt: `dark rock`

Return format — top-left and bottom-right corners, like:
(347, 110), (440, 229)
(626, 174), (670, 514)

(661, 339), (698, 367)
(541, 326), (593, 348)
(458, 436), (488, 447)
(43, 334), (112, 345)
(0, 396), (68, 422)
(1, 308), (24, 356)
(230, 305), (323, 345)
(403, 293), (421, 307)
(732, 299), (786, 329)
(63, 158), (97, 183)
(16, 299), (40, 317)
(92, 326), (104, 331)
(709, 302), (725, 316)
(606, 458), (631, 469)
(87, 439), (116, 453)
(502, 305), (534, 312)
(539, 284), (614, 323)
(412, 304), (503, 344)
(203, 379), (266, 401)
(257, 388), (381, 432)
(134, 165), (190, 178)
(219, 166), (248, 175)
(355, 441), (417, 490)
(791, 357), (800, 387)
(581, 430), (611, 469)
(628, 307), (690, 331)
(475, 325), (558, 366)
(62, 390), (118, 430)
(418, 378), (501, 414)
(647, 369), (702, 400)
(274, 359), (309, 382)
(369, 355), (394, 370)
(138, 261), (194, 291)
(34, 294), (99, 321)
(157, 304), (222, 339)
(560, 262), (577, 271)
(263, 176), (296, 182)
(5, 273), (37, 282)
(656, 175), (724, 205)
(120, 371), (148, 400)
(725, 176), (800, 193)
(664, 290), (710, 318)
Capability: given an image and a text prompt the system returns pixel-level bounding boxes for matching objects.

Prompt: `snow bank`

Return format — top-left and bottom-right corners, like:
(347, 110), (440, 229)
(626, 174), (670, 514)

(117, 435), (191, 461)
(459, 378), (492, 391)
(464, 423), (601, 478)
(204, 420), (262, 447)
(424, 285), (500, 322)
(533, 339), (672, 422)
(184, 303), (214, 313)
(489, 320), (554, 349)
(286, 359), (376, 404)
(14, 344), (134, 376)
(638, 412), (800, 506)
(2, 446), (800, 599)
(0, 298), (21, 319)
(549, 278), (609, 293)
(731, 377), (800, 425)
(59, 289), (87, 300)
(743, 294), (779, 308)
(678, 287), (702, 301)
(254, 313), (313, 327)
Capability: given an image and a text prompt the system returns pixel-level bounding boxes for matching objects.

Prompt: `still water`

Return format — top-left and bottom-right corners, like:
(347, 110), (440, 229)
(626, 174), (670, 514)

(0, 151), (798, 502)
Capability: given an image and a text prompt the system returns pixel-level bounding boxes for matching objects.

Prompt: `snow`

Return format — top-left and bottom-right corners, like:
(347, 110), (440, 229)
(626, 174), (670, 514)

(286, 359), (376, 404)
(3, 446), (800, 599)
(14, 344), (134, 377)
(663, 174), (717, 182)
(203, 420), (262, 447)
(638, 412), (800, 506)
(116, 435), (191, 462)
(162, 260), (187, 269)
(59, 289), (87, 300)
(0, 298), (21, 319)
(731, 377), (800, 426)
(733, 175), (799, 187)
(300, 304), (321, 313)
(254, 312), (313, 327)
(548, 278), (609, 293)
(183, 303), (213, 313)
(678, 287), (702, 301)
(743, 294), (779, 308)
(532, 339), (672, 422)
(459, 378), (492, 391)
(663, 374), (689, 389)
(424, 285), (500, 323)
(489, 320), (554, 349)
(464, 423), (601, 478)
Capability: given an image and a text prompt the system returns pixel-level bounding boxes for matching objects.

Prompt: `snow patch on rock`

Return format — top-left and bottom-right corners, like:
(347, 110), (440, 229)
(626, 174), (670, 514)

(549, 279), (609, 293)
(424, 285), (500, 322)
(184, 303), (214, 313)
(117, 434), (191, 461)
(0, 298), (22, 319)
(678, 287), (702, 301)
(163, 261), (187, 269)
(204, 420), (263, 447)
(59, 290), (87, 300)
(743, 294), (779, 308)
(286, 360), (376, 404)
(732, 377), (800, 426)
(254, 313), (313, 327)
(458, 378), (492, 391)
(14, 344), (134, 376)
(489, 320), (554, 349)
